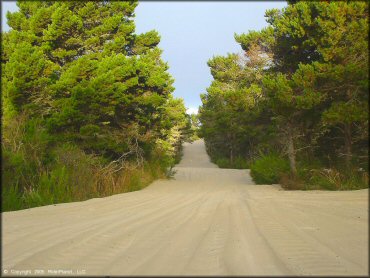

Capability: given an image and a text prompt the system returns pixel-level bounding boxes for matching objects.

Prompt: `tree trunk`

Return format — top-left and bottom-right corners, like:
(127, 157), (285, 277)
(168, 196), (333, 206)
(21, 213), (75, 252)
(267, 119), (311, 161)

(343, 123), (352, 170)
(229, 133), (235, 164)
(229, 144), (234, 164)
(287, 128), (297, 176)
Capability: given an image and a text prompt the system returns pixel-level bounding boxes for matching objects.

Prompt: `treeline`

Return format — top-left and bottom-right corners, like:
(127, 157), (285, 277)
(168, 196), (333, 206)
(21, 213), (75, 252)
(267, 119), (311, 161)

(1, 1), (191, 211)
(199, 1), (368, 190)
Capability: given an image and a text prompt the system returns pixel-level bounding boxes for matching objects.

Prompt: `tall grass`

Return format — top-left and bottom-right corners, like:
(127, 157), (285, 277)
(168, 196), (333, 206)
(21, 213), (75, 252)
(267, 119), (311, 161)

(1, 114), (170, 212)
(2, 147), (167, 212)
(280, 161), (369, 191)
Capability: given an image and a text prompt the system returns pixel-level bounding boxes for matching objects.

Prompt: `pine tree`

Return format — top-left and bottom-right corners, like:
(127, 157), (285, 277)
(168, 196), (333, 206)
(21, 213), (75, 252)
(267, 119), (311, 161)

(3, 1), (186, 160)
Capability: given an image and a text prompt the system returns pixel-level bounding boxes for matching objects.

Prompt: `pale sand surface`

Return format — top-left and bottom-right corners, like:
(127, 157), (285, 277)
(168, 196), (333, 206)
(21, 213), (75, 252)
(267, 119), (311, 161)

(2, 139), (368, 276)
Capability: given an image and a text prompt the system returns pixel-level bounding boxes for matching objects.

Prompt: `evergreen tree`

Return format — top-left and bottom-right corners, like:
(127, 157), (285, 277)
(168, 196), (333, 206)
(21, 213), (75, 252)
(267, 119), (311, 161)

(2, 1), (190, 211)
(200, 1), (368, 183)
(3, 1), (187, 160)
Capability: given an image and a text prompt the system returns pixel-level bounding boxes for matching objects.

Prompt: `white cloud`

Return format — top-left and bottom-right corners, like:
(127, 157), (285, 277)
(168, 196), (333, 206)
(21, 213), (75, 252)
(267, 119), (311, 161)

(186, 107), (198, 115)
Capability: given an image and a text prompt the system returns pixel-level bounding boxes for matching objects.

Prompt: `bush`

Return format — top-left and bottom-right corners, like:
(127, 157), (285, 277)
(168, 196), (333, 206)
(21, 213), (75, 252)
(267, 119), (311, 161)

(214, 156), (249, 169)
(302, 168), (369, 191)
(250, 154), (289, 184)
(342, 170), (369, 190)
(233, 157), (249, 169)
(2, 114), (182, 212)
(279, 173), (305, 190)
(2, 138), (172, 212)
(215, 158), (230, 168)
(280, 159), (369, 190)
(2, 184), (23, 211)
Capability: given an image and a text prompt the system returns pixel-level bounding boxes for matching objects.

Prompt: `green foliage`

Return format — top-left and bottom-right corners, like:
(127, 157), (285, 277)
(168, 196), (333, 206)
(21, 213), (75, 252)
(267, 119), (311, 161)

(186, 113), (200, 141)
(2, 1), (192, 211)
(250, 154), (290, 184)
(2, 138), (169, 212)
(127, 172), (142, 192)
(200, 1), (368, 190)
(2, 184), (23, 212)
(322, 101), (368, 125)
(233, 157), (250, 169)
(214, 157), (249, 169)
(285, 168), (369, 191)
(214, 158), (230, 168)
(199, 49), (273, 165)
(2, 1), (187, 159)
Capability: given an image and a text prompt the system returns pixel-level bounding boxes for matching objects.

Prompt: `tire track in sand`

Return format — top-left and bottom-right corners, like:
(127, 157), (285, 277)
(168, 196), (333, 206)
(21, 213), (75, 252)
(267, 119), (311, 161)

(2, 140), (368, 276)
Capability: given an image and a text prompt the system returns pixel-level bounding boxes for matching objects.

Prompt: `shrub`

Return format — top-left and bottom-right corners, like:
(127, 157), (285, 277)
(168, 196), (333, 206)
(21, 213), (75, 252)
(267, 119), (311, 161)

(214, 156), (249, 169)
(342, 170), (369, 190)
(307, 169), (342, 190)
(279, 173), (306, 190)
(303, 168), (369, 191)
(233, 157), (249, 169)
(2, 140), (172, 211)
(127, 171), (142, 192)
(250, 154), (289, 184)
(2, 115), (181, 212)
(281, 159), (370, 191)
(215, 158), (230, 168)
(2, 184), (23, 211)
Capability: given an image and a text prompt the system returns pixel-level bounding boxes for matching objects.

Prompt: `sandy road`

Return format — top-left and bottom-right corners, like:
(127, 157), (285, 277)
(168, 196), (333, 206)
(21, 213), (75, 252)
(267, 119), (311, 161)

(2, 140), (368, 276)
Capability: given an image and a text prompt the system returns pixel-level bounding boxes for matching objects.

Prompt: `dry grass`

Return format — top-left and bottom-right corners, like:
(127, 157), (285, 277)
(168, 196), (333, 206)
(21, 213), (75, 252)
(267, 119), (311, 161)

(2, 114), (168, 211)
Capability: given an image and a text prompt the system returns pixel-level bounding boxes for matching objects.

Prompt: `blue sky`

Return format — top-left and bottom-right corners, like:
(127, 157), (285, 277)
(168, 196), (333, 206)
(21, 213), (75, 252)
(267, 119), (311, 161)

(2, 1), (287, 114)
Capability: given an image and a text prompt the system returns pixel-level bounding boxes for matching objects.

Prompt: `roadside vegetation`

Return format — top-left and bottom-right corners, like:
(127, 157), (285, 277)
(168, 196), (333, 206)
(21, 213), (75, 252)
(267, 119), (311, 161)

(188, 113), (201, 142)
(199, 1), (368, 190)
(1, 1), (194, 212)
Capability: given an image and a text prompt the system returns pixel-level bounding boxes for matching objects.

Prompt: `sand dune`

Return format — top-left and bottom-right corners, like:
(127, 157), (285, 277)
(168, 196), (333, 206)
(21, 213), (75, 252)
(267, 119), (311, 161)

(2, 140), (368, 276)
